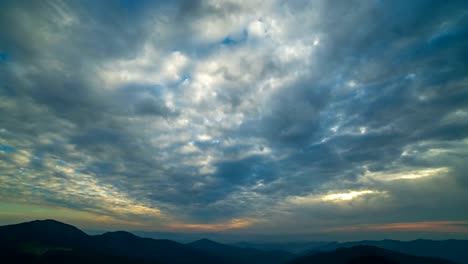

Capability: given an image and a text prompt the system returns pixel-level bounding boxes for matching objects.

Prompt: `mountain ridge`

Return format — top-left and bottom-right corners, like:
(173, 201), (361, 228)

(0, 219), (222, 264)
(290, 245), (455, 264)
(0, 219), (465, 264)
(188, 238), (295, 264)
(313, 238), (468, 263)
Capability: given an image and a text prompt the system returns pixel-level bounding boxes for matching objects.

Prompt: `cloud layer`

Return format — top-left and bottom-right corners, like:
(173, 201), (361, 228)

(1, 0), (468, 238)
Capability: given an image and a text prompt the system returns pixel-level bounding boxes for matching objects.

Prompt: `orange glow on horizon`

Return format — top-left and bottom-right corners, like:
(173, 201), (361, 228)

(166, 218), (256, 232)
(323, 221), (468, 233)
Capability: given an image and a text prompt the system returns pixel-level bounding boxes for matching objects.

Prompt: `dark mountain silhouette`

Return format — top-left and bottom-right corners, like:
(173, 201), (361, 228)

(0, 219), (221, 264)
(290, 245), (455, 264)
(314, 239), (468, 263)
(0, 220), (463, 264)
(232, 241), (330, 254)
(96, 231), (220, 263)
(188, 238), (295, 264)
(0, 219), (89, 247)
(4, 247), (163, 264)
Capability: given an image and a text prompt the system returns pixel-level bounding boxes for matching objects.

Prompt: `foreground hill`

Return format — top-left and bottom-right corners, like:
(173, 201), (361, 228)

(0, 219), (461, 264)
(188, 238), (295, 264)
(290, 245), (455, 264)
(315, 239), (468, 263)
(232, 241), (330, 254)
(0, 219), (221, 264)
(0, 219), (90, 247)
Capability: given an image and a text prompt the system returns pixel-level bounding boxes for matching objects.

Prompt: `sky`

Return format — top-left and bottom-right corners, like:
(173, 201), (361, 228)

(1, 0), (468, 241)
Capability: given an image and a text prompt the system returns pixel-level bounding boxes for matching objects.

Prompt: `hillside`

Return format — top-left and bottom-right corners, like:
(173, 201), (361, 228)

(188, 238), (295, 264)
(290, 245), (455, 264)
(315, 239), (468, 263)
(0, 219), (221, 264)
(0, 220), (463, 264)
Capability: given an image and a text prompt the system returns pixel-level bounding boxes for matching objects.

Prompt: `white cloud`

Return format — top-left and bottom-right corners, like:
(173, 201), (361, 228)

(99, 46), (189, 87)
(287, 190), (385, 205)
(362, 167), (450, 181)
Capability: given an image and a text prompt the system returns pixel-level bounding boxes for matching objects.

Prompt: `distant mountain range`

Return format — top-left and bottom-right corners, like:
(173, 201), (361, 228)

(233, 239), (468, 263)
(188, 238), (295, 264)
(291, 245), (455, 264)
(0, 219), (466, 264)
(0, 219), (220, 264)
(306, 239), (468, 263)
(232, 241), (330, 254)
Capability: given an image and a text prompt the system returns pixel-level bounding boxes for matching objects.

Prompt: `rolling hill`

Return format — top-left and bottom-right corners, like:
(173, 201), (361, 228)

(0, 220), (463, 264)
(314, 239), (468, 263)
(0, 219), (221, 264)
(290, 245), (455, 264)
(188, 238), (295, 264)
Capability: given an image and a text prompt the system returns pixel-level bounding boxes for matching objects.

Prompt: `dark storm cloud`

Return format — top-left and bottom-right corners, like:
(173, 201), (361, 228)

(1, 0), (468, 236)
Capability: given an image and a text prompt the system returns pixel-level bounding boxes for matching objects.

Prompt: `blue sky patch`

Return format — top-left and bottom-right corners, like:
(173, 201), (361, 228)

(0, 52), (9, 62)
(0, 145), (13, 152)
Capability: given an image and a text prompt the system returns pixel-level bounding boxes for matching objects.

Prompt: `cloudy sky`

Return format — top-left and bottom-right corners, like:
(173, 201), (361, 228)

(1, 0), (468, 240)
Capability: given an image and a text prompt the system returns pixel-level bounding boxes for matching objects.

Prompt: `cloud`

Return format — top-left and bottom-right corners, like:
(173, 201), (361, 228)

(1, 0), (468, 238)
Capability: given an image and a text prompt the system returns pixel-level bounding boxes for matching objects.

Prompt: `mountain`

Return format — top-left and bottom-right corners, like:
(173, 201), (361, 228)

(0, 219), (463, 264)
(96, 231), (220, 263)
(232, 241), (332, 254)
(188, 238), (295, 264)
(314, 239), (468, 263)
(0, 219), (221, 264)
(0, 219), (89, 247)
(290, 245), (455, 264)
